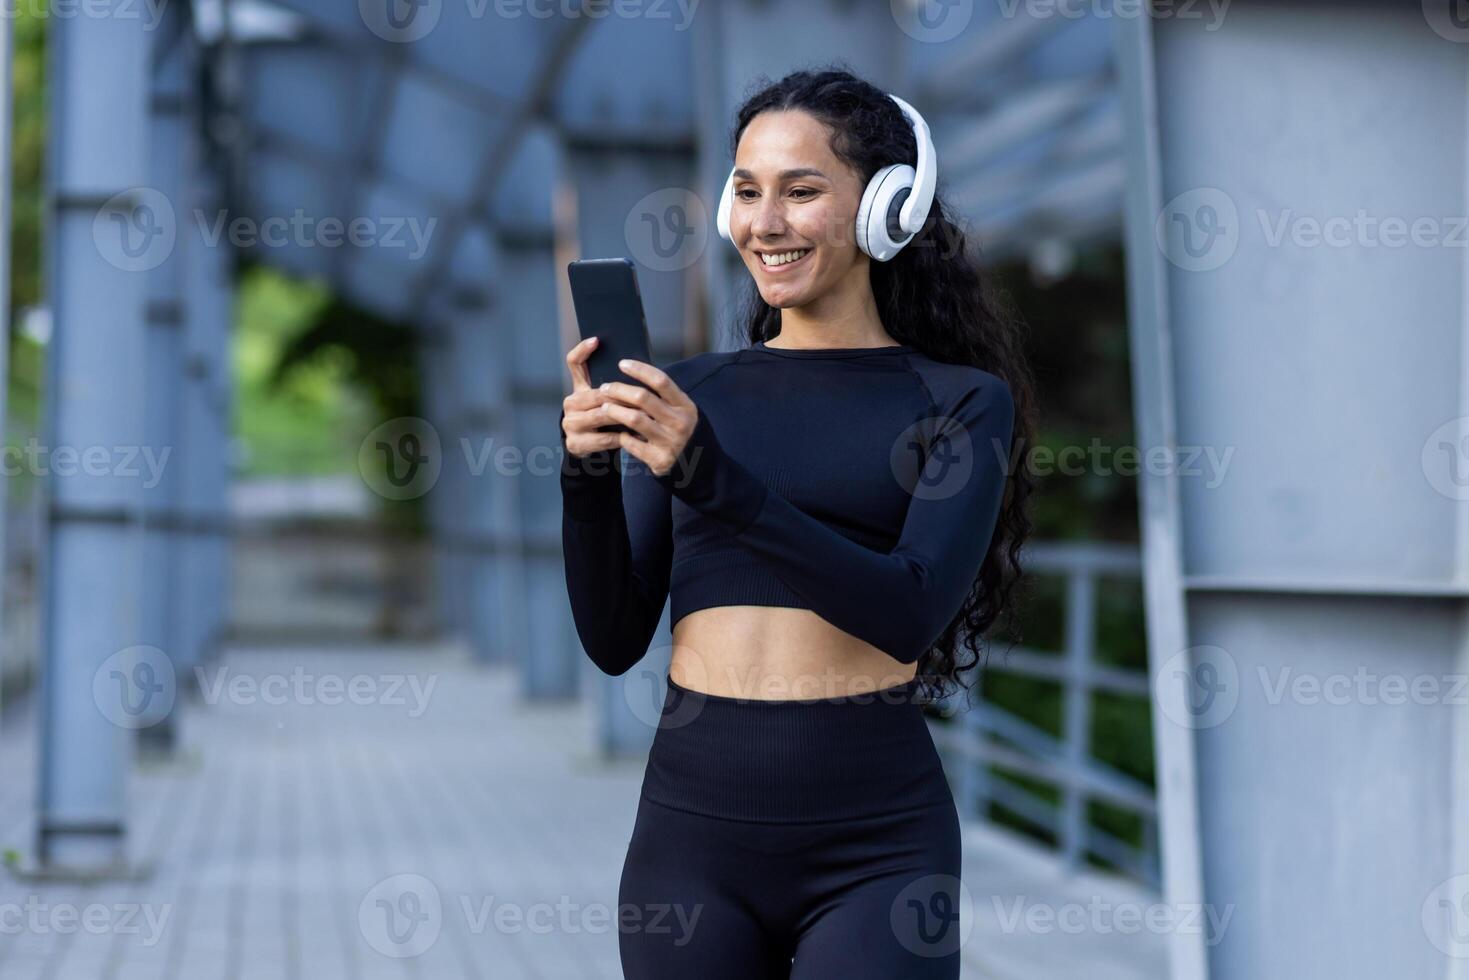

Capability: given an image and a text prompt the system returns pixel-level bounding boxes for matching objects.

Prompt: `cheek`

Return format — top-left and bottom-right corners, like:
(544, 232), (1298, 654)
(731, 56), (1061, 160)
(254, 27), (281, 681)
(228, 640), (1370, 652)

(795, 202), (850, 249)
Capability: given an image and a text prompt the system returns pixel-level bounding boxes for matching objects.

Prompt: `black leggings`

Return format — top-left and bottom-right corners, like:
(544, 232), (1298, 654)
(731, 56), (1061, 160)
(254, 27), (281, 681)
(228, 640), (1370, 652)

(617, 675), (965, 979)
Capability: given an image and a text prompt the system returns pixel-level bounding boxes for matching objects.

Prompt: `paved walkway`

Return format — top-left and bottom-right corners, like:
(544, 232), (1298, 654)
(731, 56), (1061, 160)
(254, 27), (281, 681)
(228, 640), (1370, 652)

(0, 642), (1167, 979)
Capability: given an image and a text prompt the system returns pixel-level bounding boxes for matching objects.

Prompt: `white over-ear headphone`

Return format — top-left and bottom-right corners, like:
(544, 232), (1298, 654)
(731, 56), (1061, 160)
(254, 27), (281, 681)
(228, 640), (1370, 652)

(715, 92), (937, 263)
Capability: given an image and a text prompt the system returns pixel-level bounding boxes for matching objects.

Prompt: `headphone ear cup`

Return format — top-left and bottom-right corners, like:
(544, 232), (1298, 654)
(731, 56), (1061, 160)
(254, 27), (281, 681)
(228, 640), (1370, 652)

(716, 169), (734, 242)
(856, 163), (916, 262)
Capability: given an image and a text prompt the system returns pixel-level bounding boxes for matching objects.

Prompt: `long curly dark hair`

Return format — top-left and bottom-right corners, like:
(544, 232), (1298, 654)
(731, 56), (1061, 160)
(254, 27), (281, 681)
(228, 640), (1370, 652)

(724, 66), (1038, 708)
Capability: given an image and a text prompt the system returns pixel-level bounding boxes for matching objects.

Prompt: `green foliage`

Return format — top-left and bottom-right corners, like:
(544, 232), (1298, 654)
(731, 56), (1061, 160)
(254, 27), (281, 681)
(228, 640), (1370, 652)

(233, 261), (424, 531)
(262, 267), (421, 424)
(10, 2), (45, 315)
(232, 265), (358, 477)
(992, 246), (1141, 542)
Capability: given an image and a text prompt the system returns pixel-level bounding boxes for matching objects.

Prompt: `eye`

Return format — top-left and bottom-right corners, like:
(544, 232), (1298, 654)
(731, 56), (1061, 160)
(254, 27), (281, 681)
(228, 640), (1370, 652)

(789, 187), (817, 200)
(735, 188), (758, 201)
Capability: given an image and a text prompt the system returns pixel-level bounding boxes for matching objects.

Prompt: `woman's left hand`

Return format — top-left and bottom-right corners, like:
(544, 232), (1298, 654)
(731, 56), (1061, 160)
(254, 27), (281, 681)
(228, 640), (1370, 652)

(597, 359), (699, 479)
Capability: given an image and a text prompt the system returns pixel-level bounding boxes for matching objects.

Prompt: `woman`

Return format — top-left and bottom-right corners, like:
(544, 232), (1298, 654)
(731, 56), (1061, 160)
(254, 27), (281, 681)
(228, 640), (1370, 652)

(558, 67), (1036, 979)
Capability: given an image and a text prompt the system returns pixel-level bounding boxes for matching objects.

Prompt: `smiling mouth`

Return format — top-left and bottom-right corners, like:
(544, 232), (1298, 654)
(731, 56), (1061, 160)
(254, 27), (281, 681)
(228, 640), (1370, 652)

(757, 248), (812, 271)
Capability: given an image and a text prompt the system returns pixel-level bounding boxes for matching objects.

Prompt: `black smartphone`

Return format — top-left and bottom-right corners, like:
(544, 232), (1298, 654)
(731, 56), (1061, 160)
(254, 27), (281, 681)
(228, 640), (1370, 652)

(566, 257), (655, 435)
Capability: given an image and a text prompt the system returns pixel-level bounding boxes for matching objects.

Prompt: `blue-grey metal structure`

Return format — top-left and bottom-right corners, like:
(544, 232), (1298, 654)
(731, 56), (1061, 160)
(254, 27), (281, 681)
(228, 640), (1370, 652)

(37, 4), (154, 870)
(139, 0), (192, 753)
(1117, 4), (1468, 979)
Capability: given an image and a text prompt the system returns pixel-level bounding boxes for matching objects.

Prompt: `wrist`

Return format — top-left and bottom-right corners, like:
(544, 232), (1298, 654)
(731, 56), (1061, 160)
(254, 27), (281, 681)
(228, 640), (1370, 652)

(559, 410), (623, 519)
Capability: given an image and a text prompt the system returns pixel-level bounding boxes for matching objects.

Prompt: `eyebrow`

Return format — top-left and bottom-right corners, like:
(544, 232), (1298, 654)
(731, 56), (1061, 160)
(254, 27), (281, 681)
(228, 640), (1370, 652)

(732, 167), (829, 181)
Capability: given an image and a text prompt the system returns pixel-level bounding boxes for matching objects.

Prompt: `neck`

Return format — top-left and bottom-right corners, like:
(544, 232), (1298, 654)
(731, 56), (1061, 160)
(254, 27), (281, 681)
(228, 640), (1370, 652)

(773, 260), (894, 347)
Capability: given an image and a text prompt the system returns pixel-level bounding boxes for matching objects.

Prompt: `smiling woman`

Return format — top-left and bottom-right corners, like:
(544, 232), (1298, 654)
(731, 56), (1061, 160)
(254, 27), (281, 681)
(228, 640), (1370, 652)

(558, 65), (1039, 980)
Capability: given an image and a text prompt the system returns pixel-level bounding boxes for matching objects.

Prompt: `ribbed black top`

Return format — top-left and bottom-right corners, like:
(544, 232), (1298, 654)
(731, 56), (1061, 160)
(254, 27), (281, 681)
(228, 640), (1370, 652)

(559, 340), (1015, 675)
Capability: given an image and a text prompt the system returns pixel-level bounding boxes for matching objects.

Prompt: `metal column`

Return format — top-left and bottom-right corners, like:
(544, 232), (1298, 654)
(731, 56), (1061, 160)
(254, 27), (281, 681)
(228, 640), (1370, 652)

(37, 9), (152, 871)
(1116, 4), (1469, 978)
(138, 4), (192, 753)
(178, 163), (236, 691)
(442, 234), (524, 665)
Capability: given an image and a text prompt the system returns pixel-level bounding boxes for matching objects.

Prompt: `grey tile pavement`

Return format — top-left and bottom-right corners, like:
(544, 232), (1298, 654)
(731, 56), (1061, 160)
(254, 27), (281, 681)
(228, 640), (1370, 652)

(0, 642), (1166, 979)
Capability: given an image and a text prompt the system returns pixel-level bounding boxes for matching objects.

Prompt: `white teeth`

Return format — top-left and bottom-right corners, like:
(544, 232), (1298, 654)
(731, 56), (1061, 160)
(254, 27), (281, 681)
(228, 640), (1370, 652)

(759, 249), (811, 267)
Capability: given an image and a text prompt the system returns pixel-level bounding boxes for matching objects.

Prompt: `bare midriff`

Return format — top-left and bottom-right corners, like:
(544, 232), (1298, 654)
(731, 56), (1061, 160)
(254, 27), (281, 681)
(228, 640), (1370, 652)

(669, 605), (916, 701)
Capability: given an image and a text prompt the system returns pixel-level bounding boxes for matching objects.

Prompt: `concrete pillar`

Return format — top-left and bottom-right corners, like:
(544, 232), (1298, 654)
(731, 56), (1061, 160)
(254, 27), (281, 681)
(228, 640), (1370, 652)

(37, 8), (151, 871)
(1116, 5), (1469, 978)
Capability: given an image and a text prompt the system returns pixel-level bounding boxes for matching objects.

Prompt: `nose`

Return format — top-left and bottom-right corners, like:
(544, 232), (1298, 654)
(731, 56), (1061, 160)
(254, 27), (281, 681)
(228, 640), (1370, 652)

(749, 190), (787, 240)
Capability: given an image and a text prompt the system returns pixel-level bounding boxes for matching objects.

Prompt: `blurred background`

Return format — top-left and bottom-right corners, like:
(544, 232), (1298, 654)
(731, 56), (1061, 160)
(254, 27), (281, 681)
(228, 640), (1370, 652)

(0, 1), (1465, 978)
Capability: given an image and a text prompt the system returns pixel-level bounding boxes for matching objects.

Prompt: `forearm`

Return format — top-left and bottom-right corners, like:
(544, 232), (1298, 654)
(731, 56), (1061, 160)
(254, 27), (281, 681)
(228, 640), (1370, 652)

(559, 429), (664, 675)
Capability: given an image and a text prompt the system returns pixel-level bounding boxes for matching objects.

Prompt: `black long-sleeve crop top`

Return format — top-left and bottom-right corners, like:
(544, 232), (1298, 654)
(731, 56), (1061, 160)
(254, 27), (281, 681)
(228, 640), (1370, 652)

(558, 339), (1015, 675)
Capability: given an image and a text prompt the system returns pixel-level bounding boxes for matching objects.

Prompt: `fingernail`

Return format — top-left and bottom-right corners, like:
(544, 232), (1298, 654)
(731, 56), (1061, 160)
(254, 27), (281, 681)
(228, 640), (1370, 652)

(618, 359), (631, 368)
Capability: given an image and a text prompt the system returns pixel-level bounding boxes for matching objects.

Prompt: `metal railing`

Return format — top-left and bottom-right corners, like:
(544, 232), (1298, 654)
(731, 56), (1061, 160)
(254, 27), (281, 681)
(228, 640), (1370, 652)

(930, 541), (1160, 888)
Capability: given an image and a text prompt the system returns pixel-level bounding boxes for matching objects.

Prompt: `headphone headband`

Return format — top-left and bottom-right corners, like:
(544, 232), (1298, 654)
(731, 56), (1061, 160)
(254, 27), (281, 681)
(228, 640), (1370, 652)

(886, 93), (936, 236)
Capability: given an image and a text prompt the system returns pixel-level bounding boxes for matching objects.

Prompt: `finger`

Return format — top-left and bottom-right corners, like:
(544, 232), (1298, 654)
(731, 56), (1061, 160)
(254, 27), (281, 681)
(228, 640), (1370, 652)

(568, 429), (624, 456)
(598, 380), (677, 428)
(612, 359), (693, 411)
(565, 336), (600, 391)
(564, 404), (627, 450)
(563, 396), (625, 442)
(617, 427), (673, 477)
(562, 394), (610, 433)
(602, 400), (672, 444)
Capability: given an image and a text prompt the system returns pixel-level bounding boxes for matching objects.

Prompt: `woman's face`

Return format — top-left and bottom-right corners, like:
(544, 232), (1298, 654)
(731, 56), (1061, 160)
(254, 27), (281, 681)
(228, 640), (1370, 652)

(727, 109), (867, 309)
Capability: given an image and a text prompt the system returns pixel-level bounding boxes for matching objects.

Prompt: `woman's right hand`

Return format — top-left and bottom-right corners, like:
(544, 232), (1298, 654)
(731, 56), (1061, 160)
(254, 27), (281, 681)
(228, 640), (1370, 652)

(562, 336), (621, 460)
